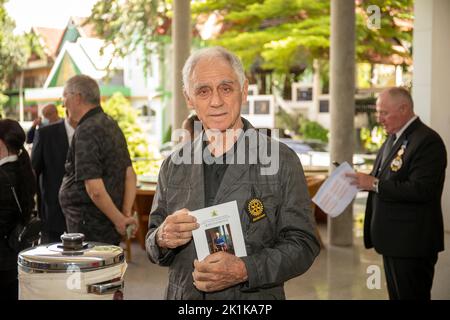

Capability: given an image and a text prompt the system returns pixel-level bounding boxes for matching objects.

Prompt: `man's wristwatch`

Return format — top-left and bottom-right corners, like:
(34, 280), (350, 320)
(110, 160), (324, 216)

(372, 178), (380, 193)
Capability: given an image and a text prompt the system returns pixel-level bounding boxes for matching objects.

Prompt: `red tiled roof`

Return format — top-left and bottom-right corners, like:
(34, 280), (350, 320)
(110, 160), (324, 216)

(71, 16), (99, 38)
(33, 27), (65, 58)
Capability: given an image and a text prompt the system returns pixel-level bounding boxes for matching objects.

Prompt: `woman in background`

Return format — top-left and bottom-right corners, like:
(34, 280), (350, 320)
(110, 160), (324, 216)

(0, 119), (36, 300)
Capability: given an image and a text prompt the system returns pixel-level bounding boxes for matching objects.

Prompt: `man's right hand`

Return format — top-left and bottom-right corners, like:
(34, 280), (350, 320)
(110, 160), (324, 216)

(32, 117), (42, 128)
(156, 208), (199, 249)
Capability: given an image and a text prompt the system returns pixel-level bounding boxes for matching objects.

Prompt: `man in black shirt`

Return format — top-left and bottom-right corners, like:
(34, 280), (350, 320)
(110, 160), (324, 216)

(59, 75), (137, 245)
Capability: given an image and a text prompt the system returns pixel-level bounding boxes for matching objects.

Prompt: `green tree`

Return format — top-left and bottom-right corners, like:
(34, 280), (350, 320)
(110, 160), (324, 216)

(193, 0), (330, 73)
(86, 0), (170, 73)
(87, 0), (174, 146)
(0, 93), (8, 118)
(0, 0), (30, 91)
(85, 0), (412, 82)
(300, 119), (328, 143)
(102, 92), (159, 175)
(193, 0), (413, 94)
(360, 125), (386, 153)
(276, 107), (328, 143)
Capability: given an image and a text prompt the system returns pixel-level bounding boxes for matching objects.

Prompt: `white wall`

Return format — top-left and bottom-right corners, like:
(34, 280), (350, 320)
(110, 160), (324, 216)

(123, 49), (162, 102)
(413, 0), (450, 232)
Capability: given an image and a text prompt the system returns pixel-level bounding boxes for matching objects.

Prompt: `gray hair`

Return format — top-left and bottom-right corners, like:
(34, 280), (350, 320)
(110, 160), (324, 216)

(65, 74), (101, 106)
(182, 46), (246, 93)
(385, 87), (414, 110)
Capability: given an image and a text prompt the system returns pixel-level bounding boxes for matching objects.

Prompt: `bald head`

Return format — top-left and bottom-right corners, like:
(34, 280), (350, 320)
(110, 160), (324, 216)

(42, 104), (60, 123)
(376, 87), (415, 134)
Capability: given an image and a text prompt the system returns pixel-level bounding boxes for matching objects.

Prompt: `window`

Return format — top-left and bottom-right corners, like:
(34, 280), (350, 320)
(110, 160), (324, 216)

(296, 87), (313, 101)
(254, 100), (270, 114)
(319, 99), (329, 113)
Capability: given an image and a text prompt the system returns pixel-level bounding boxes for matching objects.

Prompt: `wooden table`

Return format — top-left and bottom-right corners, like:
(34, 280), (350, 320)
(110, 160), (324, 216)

(130, 175), (328, 251)
(133, 184), (157, 249)
(305, 175), (327, 248)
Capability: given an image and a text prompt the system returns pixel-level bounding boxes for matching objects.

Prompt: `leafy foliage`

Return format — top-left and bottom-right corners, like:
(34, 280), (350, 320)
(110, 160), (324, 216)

(0, 0), (30, 90)
(0, 92), (8, 118)
(102, 92), (159, 175)
(300, 118), (328, 143)
(193, 0), (330, 74)
(193, 0), (413, 74)
(275, 107), (301, 136)
(85, 0), (413, 97)
(86, 0), (171, 73)
(275, 107), (328, 143)
(360, 125), (386, 153)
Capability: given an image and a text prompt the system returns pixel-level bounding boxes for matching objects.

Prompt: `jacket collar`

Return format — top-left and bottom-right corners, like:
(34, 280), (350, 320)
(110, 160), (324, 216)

(78, 106), (103, 126)
(0, 154), (18, 167)
(376, 117), (422, 176)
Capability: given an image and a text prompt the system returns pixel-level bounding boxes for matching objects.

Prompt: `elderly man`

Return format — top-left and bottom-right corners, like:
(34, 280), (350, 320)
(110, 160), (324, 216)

(31, 108), (77, 243)
(26, 104), (60, 144)
(146, 46), (320, 299)
(347, 87), (447, 300)
(59, 75), (137, 245)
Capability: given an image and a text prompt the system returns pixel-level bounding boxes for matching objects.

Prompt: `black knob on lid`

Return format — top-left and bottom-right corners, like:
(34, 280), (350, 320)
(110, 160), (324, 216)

(61, 233), (85, 250)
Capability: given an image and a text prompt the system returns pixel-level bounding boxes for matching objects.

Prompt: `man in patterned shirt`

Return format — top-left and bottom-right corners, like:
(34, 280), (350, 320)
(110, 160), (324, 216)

(59, 75), (137, 245)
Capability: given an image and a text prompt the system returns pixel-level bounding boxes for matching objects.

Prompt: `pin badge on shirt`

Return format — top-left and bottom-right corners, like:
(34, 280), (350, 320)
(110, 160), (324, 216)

(245, 197), (266, 222)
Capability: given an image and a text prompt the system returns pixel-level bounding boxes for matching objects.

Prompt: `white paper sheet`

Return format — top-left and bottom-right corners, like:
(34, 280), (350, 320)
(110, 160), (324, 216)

(312, 162), (359, 217)
(190, 200), (247, 261)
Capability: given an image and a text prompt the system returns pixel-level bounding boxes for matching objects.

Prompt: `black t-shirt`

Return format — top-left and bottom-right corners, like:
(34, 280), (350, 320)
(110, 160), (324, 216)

(59, 107), (131, 244)
(203, 151), (229, 207)
(203, 121), (249, 207)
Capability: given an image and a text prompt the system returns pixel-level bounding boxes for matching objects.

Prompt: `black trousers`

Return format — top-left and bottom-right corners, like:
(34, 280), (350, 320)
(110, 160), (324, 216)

(383, 254), (438, 300)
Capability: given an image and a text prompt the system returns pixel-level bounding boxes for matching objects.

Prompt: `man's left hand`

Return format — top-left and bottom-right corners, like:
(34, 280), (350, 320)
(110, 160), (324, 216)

(346, 172), (375, 191)
(193, 252), (248, 292)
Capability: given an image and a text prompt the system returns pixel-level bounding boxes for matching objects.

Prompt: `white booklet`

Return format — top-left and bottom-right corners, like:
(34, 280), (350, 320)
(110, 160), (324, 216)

(312, 161), (359, 218)
(190, 200), (247, 261)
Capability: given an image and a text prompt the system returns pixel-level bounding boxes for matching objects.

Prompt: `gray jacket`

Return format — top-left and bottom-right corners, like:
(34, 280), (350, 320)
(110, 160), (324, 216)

(146, 120), (320, 299)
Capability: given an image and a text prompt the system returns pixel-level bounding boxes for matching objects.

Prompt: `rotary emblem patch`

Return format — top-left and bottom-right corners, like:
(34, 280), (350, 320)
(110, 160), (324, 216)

(245, 198), (266, 222)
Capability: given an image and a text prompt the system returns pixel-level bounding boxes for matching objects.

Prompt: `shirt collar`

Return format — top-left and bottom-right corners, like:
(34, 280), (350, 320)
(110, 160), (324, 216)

(64, 117), (76, 145)
(394, 115), (418, 142)
(78, 106), (103, 126)
(0, 154), (19, 167)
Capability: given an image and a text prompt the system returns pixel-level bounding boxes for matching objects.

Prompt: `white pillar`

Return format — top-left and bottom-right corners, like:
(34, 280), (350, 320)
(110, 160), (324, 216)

(171, 0), (191, 132)
(412, 0), (450, 231)
(328, 0), (356, 246)
(311, 59), (321, 122)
